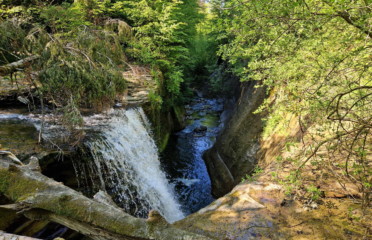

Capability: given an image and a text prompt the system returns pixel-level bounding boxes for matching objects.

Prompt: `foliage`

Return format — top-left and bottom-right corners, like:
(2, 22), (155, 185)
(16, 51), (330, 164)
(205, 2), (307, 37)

(241, 165), (263, 183)
(0, 18), (127, 108)
(306, 185), (322, 201)
(0, 0), (205, 123)
(39, 3), (90, 34)
(209, 0), (371, 206)
(42, 27), (126, 106)
(109, 1), (187, 100)
(0, 0), (208, 150)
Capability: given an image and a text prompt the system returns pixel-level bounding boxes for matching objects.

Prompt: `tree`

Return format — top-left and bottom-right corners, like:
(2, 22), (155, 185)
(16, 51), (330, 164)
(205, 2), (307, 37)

(208, 0), (371, 205)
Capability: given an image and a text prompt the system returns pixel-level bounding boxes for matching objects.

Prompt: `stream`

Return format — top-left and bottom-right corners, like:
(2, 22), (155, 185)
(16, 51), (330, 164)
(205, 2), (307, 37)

(0, 97), (225, 238)
(162, 97), (224, 215)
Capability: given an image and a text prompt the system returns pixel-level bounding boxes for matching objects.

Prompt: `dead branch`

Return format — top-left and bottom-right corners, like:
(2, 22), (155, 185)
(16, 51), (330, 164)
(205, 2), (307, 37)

(0, 55), (39, 76)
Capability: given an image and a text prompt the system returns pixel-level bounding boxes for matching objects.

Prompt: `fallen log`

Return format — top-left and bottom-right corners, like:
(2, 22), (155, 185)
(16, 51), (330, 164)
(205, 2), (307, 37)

(0, 231), (41, 240)
(0, 154), (210, 240)
(0, 55), (39, 76)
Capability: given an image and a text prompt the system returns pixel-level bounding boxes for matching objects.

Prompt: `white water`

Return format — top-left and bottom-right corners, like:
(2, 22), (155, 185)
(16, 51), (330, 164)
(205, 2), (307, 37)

(0, 109), (184, 222)
(84, 108), (184, 223)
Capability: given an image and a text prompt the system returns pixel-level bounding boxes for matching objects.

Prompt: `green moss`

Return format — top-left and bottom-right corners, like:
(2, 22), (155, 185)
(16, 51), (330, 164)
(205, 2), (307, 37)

(158, 132), (170, 153)
(201, 114), (219, 128)
(173, 105), (186, 126)
(0, 169), (47, 201)
(0, 172), (10, 194)
(0, 119), (43, 159)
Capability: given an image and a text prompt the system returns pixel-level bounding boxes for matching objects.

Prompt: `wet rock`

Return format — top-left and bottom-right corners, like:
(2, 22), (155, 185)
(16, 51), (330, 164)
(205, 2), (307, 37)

(113, 102), (123, 108)
(0, 117), (43, 160)
(194, 126), (207, 133)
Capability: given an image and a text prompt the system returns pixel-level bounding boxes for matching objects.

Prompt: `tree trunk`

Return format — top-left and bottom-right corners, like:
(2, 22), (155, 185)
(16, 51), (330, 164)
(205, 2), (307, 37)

(0, 155), (209, 240)
(0, 55), (39, 76)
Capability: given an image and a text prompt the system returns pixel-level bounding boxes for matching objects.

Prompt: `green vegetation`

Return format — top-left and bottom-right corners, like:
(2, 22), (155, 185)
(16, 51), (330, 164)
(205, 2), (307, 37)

(0, 0), (210, 139)
(0, 0), (370, 208)
(0, 0), (205, 111)
(208, 0), (371, 207)
(241, 166), (263, 183)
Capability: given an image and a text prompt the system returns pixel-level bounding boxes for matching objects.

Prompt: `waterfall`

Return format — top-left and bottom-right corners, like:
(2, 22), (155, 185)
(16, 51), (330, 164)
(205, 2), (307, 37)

(80, 108), (184, 223)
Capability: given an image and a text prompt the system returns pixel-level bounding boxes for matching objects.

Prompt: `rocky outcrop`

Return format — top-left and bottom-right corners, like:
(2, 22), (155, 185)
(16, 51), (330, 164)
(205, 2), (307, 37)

(0, 64), (155, 108)
(0, 76), (36, 107)
(175, 181), (284, 239)
(176, 174), (371, 240)
(121, 65), (155, 106)
(204, 81), (267, 197)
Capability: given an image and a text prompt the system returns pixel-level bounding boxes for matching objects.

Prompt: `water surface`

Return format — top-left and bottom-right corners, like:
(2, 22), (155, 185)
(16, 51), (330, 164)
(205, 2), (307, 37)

(162, 98), (224, 215)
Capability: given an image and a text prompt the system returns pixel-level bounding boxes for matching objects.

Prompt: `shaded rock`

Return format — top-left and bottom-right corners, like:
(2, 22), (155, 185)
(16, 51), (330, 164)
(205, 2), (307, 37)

(280, 198), (294, 207)
(204, 81), (267, 197)
(194, 126), (207, 133)
(203, 149), (235, 197)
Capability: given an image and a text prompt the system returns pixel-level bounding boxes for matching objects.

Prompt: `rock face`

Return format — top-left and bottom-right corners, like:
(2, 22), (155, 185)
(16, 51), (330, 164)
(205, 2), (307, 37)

(204, 81), (267, 197)
(175, 181), (285, 239)
(121, 65), (155, 106)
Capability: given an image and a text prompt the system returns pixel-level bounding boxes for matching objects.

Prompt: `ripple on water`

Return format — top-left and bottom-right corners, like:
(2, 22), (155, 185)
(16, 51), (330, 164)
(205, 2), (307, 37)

(161, 97), (225, 215)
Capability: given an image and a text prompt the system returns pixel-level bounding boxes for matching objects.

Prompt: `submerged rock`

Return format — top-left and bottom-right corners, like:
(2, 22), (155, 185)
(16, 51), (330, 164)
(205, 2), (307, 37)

(194, 126), (207, 133)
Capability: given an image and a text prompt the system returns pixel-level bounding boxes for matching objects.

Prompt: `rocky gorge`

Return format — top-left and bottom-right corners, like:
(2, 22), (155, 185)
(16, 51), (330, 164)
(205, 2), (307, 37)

(0, 0), (371, 239)
(1, 75), (370, 239)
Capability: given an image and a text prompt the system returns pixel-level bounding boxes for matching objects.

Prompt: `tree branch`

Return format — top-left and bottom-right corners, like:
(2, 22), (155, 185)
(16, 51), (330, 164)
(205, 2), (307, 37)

(0, 55), (40, 76)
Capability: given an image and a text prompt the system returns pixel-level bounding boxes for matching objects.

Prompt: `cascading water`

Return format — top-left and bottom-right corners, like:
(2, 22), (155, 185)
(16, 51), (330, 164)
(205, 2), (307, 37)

(77, 108), (184, 223)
